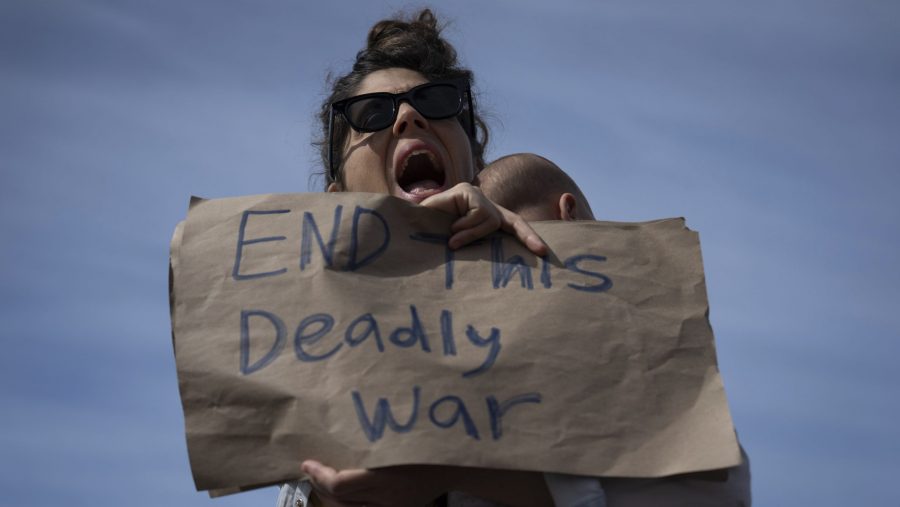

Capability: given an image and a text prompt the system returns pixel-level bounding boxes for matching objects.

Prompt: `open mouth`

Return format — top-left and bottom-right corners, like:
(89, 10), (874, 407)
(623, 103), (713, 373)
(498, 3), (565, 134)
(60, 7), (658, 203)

(397, 150), (446, 195)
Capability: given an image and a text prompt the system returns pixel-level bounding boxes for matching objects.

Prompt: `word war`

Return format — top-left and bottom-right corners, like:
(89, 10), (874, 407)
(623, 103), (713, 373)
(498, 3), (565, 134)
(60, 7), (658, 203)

(351, 385), (542, 442)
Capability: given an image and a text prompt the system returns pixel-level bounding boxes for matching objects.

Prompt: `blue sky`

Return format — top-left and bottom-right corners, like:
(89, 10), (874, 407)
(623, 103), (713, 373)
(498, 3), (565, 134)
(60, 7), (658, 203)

(1, 1), (898, 505)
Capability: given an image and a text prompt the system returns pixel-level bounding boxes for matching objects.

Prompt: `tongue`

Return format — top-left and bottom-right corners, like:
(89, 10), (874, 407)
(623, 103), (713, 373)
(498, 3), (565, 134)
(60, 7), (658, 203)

(404, 179), (442, 194)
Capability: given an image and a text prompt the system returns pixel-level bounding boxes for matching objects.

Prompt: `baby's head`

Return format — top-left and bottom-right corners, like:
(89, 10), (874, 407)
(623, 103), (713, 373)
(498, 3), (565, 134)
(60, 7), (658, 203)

(477, 153), (594, 221)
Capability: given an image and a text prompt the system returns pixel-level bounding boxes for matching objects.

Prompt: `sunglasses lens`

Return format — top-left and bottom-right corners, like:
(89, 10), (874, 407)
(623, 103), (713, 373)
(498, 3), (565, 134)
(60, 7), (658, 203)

(413, 84), (462, 119)
(341, 82), (464, 132)
(345, 96), (395, 131)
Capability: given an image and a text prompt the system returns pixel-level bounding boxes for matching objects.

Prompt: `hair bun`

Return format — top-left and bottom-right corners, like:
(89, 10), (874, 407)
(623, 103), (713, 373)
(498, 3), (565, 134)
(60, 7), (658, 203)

(366, 8), (442, 52)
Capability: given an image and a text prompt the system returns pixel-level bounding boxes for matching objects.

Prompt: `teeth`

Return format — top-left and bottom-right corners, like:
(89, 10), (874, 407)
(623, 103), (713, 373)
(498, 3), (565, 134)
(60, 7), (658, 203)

(403, 150), (437, 169)
(398, 148), (445, 195)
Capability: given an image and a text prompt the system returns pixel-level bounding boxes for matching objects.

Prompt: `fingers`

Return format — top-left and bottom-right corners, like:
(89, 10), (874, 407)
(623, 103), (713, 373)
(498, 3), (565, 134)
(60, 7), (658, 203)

(447, 214), (499, 249)
(302, 461), (442, 507)
(420, 183), (547, 255)
(498, 206), (548, 256)
(448, 203), (496, 233)
(421, 184), (494, 249)
(419, 184), (472, 217)
(448, 200), (548, 256)
(302, 460), (374, 498)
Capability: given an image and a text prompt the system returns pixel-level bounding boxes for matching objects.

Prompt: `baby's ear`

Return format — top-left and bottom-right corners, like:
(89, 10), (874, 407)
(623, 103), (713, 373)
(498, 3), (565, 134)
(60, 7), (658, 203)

(327, 182), (342, 193)
(558, 193), (578, 221)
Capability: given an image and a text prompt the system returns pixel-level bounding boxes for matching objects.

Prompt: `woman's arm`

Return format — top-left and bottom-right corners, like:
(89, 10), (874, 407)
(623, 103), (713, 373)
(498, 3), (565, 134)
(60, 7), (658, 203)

(301, 460), (553, 507)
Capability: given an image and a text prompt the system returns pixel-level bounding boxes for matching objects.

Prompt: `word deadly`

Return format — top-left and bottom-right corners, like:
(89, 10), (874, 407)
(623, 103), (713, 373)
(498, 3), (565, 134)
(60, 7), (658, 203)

(239, 304), (501, 377)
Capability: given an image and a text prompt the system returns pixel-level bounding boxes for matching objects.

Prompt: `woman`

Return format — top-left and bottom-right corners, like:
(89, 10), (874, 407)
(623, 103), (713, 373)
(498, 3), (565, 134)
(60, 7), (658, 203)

(279, 9), (751, 507)
(284, 8), (554, 507)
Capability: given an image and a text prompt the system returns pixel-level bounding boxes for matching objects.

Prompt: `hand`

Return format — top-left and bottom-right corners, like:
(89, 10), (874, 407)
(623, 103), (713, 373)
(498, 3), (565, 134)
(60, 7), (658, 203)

(302, 460), (554, 507)
(420, 182), (547, 256)
(301, 460), (448, 507)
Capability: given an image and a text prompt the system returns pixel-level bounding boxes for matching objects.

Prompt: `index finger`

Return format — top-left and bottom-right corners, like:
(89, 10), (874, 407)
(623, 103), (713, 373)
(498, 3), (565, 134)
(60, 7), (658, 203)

(498, 206), (548, 256)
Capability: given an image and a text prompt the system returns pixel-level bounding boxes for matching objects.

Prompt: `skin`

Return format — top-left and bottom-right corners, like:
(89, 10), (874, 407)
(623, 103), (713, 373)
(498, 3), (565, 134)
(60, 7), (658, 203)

(310, 67), (551, 506)
(302, 461), (554, 507)
(515, 193), (583, 222)
(476, 154), (595, 223)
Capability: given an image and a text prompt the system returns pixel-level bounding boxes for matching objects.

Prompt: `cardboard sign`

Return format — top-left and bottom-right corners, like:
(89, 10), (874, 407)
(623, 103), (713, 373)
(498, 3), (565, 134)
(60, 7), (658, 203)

(169, 192), (740, 492)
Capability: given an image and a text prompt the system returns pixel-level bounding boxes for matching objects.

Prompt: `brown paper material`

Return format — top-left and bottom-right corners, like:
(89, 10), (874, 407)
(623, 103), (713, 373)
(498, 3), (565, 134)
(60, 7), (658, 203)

(170, 192), (740, 492)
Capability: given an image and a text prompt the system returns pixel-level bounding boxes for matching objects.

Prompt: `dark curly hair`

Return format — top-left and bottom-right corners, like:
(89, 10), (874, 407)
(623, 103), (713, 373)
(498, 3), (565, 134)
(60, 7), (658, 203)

(317, 9), (489, 189)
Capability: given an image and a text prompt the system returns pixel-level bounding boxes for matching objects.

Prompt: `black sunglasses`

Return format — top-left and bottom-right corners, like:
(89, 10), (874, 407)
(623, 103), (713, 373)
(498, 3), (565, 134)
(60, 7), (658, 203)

(328, 78), (475, 180)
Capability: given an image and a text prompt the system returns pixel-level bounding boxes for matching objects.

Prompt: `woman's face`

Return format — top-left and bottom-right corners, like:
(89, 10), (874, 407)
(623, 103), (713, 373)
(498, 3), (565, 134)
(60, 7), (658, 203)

(328, 68), (476, 203)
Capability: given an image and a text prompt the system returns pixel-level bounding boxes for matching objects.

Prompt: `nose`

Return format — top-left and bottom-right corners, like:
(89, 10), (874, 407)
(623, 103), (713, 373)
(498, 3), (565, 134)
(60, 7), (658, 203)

(392, 100), (429, 136)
